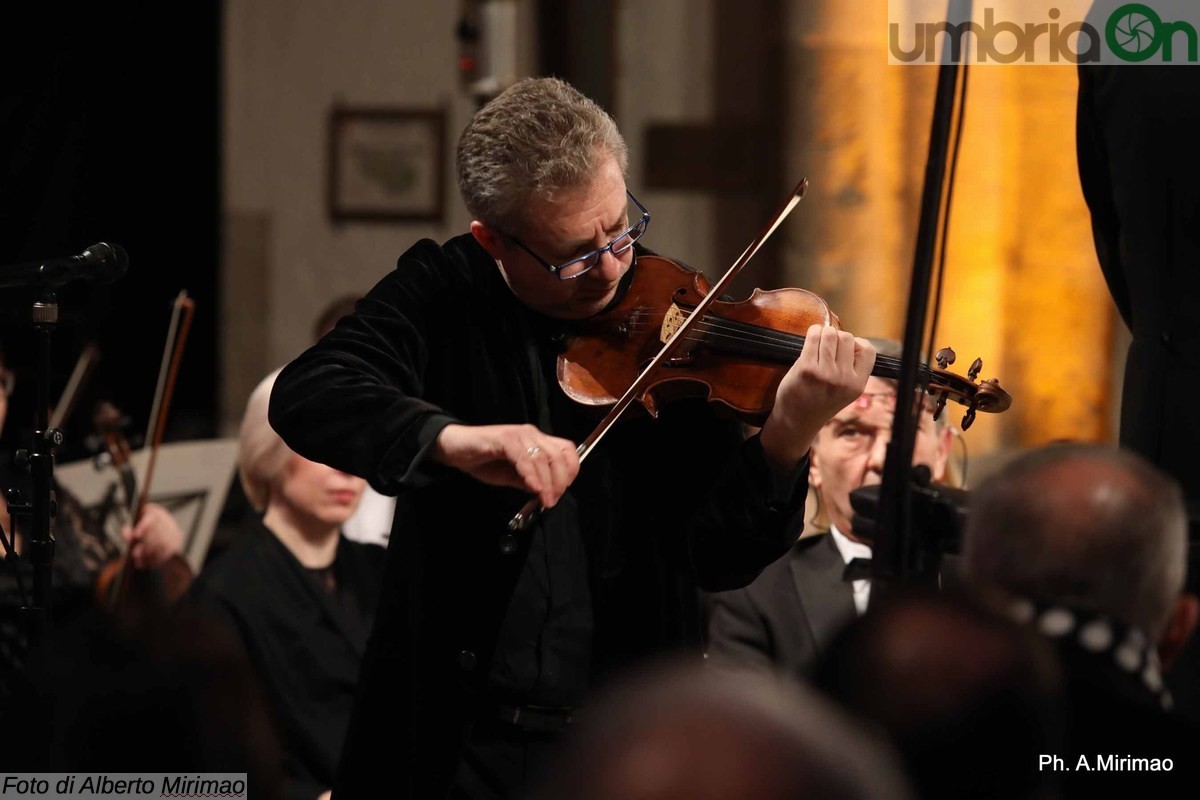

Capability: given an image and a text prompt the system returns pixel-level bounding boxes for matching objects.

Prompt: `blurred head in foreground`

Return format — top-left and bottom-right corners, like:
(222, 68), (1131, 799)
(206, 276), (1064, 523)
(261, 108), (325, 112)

(815, 589), (1064, 800)
(962, 443), (1197, 666)
(533, 660), (912, 800)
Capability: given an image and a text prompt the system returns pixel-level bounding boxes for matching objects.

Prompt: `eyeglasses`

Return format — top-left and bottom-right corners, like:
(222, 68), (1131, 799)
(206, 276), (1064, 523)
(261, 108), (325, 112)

(507, 190), (651, 280)
(851, 391), (940, 415)
(851, 392), (898, 411)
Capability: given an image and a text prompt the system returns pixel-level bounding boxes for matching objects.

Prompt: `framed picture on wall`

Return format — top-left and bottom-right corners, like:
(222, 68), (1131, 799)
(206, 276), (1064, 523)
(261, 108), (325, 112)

(327, 107), (446, 223)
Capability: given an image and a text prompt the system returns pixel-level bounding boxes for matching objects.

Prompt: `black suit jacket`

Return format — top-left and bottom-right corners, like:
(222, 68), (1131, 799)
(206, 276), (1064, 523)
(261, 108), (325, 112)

(706, 533), (856, 678)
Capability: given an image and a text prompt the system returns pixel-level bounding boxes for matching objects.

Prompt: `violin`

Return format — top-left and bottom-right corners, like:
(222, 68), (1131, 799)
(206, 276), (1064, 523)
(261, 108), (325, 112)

(508, 179), (1011, 532)
(558, 253), (1011, 428)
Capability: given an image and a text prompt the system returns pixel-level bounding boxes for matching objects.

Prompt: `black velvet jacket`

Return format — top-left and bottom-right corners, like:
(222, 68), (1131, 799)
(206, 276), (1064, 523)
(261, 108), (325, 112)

(268, 233), (809, 798)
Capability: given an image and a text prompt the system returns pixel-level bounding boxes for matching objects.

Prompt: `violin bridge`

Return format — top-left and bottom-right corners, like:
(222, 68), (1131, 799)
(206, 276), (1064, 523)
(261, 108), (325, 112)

(660, 304), (687, 344)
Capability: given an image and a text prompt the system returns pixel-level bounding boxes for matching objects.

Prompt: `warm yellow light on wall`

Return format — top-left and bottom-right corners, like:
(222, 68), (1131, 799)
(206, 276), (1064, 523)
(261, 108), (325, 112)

(940, 65), (1113, 462)
(783, 11), (1114, 476)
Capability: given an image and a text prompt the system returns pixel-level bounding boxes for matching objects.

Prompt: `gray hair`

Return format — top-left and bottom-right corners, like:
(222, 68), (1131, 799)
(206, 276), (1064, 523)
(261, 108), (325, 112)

(962, 443), (1188, 639)
(238, 369), (294, 512)
(456, 76), (629, 235)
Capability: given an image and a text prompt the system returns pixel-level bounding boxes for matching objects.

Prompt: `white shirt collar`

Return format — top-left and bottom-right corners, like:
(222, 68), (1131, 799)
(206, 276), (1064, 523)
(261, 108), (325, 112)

(829, 523), (873, 564)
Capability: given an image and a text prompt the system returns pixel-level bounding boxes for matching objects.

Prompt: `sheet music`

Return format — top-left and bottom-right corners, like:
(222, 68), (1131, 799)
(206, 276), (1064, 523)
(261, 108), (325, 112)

(55, 438), (239, 573)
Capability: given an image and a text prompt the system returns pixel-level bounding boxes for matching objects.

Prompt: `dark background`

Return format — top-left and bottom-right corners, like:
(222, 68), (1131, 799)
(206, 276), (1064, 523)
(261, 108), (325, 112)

(0, 4), (220, 460)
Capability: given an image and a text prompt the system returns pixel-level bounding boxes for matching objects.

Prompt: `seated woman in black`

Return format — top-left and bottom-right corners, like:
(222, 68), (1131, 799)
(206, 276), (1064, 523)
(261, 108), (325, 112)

(190, 370), (386, 800)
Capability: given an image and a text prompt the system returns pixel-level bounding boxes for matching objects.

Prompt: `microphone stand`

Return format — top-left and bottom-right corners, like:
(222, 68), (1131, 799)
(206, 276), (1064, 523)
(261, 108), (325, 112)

(16, 289), (66, 644)
(1, 244), (126, 645)
(871, 0), (971, 597)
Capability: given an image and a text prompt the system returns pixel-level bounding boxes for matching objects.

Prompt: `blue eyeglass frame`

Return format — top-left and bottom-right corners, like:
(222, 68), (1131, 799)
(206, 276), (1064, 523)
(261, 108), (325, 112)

(507, 190), (651, 281)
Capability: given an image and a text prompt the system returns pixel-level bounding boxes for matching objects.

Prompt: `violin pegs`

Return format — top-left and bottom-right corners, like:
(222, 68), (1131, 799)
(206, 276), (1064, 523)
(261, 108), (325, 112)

(968, 357), (983, 381)
(935, 347), (956, 370)
(933, 392), (948, 422)
(961, 406), (977, 431)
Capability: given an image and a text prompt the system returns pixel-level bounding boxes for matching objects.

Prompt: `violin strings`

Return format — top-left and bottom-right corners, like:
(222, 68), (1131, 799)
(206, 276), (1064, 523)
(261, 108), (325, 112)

(686, 327), (805, 358)
(626, 310), (806, 349)
(619, 312), (930, 380)
(625, 306), (842, 352)
(638, 331), (940, 395)
(624, 310), (915, 367)
(612, 307), (939, 386)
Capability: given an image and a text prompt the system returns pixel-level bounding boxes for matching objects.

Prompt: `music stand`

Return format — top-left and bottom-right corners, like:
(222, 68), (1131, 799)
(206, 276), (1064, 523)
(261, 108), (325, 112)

(55, 438), (239, 572)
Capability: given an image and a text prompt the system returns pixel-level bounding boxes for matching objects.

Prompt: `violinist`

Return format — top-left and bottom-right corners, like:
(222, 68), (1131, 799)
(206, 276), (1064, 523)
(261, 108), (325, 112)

(0, 343), (186, 695)
(268, 76), (875, 799)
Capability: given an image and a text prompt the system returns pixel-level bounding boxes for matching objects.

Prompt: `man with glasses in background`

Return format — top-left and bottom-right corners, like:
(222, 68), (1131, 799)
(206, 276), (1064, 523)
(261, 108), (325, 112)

(269, 77), (875, 799)
(708, 339), (953, 679)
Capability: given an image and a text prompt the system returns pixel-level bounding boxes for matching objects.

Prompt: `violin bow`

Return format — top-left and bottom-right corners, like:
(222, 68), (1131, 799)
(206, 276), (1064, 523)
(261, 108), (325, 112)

(135, 290), (196, 521)
(509, 178), (810, 532)
(48, 342), (101, 431)
(106, 290), (195, 608)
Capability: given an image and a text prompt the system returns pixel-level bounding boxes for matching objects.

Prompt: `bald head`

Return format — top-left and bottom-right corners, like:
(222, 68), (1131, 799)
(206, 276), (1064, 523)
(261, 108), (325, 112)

(815, 590), (1063, 800)
(533, 662), (911, 800)
(963, 444), (1188, 639)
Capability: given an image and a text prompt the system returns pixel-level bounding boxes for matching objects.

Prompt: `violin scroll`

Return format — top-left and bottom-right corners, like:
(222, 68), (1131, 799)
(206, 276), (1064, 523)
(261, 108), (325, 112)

(926, 354), (1012, 431)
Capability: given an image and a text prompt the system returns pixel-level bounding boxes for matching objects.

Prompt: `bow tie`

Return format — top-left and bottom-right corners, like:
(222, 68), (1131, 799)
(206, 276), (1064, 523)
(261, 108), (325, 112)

(842, 557), (873, 583)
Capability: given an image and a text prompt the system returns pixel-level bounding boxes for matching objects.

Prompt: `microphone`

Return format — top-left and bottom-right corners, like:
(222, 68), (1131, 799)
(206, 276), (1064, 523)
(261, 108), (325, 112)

(0, 242), (129, 289)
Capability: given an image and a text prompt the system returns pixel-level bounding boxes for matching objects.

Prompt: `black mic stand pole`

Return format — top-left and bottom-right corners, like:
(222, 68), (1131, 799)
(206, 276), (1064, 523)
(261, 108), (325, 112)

(20, 289), (65, 644)
(0, 243), (126, 644)
(871, 1), (970, 599)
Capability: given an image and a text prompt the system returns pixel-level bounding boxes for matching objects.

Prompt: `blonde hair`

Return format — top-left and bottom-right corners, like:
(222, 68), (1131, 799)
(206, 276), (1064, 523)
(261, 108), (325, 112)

(237, 369), (294, 512)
